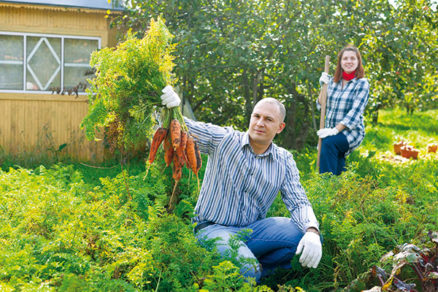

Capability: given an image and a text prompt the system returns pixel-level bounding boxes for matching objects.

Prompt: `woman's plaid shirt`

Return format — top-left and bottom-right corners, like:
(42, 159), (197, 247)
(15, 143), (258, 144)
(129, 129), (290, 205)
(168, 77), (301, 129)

(322, 77), (370, 154)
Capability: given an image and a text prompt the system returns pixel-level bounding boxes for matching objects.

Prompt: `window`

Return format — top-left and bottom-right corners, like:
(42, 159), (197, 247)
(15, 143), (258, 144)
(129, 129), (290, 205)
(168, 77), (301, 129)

(0, 32), (100, 95)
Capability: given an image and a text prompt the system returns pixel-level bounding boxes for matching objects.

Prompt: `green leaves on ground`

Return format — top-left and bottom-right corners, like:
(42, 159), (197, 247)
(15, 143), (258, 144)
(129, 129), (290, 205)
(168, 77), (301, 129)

(0, 163), (224, 291)
(1, 109), (437, 290)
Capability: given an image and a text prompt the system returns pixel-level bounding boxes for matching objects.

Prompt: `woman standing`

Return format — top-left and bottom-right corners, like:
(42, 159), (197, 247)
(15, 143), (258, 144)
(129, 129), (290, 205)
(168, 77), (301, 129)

(317, 45), (370, 175)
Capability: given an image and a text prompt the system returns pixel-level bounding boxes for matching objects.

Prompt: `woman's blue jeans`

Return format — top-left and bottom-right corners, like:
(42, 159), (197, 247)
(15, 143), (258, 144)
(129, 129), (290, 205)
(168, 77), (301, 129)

(319, 132), (349, 175)
(195, 217), (305, 282)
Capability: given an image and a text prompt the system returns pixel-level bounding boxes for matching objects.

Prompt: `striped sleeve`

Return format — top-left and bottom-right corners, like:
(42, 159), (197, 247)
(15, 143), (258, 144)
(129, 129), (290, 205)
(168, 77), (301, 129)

(184, 117), (234, 155)
(340, 79), (369, 130)
(280, 152), (319, 232)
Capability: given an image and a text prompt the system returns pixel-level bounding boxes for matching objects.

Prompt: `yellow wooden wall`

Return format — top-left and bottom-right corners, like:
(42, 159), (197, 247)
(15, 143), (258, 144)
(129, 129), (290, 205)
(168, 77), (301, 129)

(0, 3), (121, 161)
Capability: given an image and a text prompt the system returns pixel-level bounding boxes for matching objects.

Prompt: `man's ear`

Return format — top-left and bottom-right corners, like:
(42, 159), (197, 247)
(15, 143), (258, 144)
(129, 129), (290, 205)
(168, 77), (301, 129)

(277, 122), (286, 134)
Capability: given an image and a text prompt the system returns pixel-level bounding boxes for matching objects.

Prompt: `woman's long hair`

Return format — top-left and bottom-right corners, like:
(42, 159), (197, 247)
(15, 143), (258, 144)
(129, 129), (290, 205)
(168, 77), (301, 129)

(333, 45), (365, 83)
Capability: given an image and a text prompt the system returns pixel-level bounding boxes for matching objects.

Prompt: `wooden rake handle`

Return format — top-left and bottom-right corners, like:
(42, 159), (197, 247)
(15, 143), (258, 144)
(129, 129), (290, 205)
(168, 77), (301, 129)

(316, 55), (330, 171)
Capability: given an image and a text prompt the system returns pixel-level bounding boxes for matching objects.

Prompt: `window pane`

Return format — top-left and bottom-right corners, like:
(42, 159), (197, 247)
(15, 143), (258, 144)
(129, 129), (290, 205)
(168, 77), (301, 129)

(64, 39), (98, 64)
(0, 35), (23, 61)
(26, 36), (61, 91)
(0, 35), (24, 90)
(64, 67), (92, 93)
(64, 39), (98, 92)
(0, 64), (23, 90)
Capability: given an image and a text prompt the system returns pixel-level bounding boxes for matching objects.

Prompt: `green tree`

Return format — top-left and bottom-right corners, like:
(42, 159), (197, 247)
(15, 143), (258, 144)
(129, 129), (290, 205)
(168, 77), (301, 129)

(324, 0), (438, 120)
(111, 0), (437, 149)
(363, 0), (437, 117)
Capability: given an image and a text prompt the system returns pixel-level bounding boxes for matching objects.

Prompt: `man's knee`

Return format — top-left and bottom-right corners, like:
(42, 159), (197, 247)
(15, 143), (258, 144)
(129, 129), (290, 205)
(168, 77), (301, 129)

(241, 262), (262, 283)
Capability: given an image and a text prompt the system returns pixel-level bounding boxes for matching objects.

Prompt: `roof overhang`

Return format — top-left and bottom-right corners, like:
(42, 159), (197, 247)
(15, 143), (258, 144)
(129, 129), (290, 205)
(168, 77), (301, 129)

(0, 0), (124, 13)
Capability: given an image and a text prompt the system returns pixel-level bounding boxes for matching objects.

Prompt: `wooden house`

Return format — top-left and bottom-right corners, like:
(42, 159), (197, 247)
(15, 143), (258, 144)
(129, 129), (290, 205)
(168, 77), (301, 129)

(0, 0), (123, 161)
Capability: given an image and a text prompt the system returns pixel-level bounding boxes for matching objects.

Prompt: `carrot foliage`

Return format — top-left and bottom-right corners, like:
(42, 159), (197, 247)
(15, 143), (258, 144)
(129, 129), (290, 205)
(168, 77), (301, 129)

(80, 17), (176, 153)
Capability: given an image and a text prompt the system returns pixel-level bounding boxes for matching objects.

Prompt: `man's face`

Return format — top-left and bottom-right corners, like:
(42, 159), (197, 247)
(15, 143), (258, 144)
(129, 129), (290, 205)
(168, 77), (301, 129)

(248, 101), (285, 147)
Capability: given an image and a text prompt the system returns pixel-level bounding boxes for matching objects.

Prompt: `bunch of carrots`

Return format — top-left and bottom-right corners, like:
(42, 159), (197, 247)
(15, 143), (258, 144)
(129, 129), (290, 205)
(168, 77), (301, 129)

(145, 106), (201, 209)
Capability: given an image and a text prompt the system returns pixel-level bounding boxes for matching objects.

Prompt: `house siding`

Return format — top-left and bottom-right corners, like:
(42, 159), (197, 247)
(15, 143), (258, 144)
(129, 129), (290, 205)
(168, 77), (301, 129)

(0, 3), (121, 161)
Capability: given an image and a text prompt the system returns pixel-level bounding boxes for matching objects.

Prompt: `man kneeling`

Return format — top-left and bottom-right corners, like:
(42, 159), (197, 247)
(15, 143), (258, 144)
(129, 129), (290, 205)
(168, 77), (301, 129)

(161, 86), (322, 282)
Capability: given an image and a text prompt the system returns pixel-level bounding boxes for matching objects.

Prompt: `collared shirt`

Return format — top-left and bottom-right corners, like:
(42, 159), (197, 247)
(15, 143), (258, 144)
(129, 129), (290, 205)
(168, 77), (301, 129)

(319, 77), (369, 154)
(184, 118), (319, 233)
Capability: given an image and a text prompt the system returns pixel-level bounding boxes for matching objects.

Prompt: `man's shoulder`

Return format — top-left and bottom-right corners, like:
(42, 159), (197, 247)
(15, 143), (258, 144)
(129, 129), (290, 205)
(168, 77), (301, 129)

(222, 126), (243, 138)
(272, 143), (294, 161)
(214, 126), (245, 147)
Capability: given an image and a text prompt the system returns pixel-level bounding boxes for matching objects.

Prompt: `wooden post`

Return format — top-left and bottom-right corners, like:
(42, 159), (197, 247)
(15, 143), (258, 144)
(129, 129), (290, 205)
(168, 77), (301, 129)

(316, 55), (330, 171)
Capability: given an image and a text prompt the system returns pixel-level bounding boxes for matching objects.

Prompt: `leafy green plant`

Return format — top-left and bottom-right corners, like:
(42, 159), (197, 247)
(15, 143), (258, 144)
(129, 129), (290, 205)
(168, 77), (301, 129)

(1, 108), (437, 291)
(81, 17), (176, 153)
(0, 160), (215, 291)
(202, 260), (249, 291)
(347, 232), (438, 291)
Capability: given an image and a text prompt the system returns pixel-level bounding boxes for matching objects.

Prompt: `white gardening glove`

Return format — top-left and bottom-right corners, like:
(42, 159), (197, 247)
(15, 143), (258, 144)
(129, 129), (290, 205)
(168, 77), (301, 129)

(160, 85), (181, 108)
(296, 231), (322, 268)
(317, 127), (339, 139)
(319, 72), (330, 85)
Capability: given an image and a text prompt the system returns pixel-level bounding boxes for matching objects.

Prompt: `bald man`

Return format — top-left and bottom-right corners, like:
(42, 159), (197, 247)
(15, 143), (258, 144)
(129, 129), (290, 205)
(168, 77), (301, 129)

(161, 86), (322, 282)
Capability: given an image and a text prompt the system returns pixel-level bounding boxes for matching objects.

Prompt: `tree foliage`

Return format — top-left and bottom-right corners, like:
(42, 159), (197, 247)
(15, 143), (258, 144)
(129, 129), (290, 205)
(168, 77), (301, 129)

(111, 0), (437, 150)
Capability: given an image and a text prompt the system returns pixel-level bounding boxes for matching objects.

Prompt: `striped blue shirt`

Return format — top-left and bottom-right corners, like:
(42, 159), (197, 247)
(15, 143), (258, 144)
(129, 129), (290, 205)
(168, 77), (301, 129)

(185, 118), (319, 233)
(319, 77), (370, 154)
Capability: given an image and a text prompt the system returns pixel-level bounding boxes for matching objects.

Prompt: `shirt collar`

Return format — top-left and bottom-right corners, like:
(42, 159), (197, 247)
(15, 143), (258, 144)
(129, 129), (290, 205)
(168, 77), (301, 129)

(242, 132), (277, 159)
(334, 77), (358, 89)
(335, 77), (358, 84)
(346, 77), (358, 85)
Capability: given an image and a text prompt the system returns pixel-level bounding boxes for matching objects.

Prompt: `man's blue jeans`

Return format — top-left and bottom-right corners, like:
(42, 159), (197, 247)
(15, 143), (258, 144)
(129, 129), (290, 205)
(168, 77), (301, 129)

(195, 217), (305, 282)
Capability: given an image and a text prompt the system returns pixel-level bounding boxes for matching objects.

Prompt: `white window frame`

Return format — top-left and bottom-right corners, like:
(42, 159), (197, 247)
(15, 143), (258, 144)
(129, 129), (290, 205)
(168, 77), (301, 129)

(0, 31), (101, 95)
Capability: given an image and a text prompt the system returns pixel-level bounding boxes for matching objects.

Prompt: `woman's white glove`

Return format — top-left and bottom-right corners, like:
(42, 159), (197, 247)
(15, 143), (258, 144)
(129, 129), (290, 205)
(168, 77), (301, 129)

(317, 127), (339, 138)
(319, 72), (330, 85)
(295, 231), (322, 268)
(160, 85), (181, 108)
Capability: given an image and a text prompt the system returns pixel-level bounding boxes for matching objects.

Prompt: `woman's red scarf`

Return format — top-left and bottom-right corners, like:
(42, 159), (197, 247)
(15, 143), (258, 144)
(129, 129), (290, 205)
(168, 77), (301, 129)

(342, 70), (356, 81)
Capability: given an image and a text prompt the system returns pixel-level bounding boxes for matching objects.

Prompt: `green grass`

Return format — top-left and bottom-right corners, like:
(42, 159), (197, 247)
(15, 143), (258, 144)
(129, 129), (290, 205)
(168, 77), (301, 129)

(362, 108), (438, 153)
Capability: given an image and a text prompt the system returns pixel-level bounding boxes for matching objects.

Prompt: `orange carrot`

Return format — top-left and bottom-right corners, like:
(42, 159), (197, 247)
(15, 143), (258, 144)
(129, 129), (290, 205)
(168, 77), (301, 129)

(168, 153), (183, 210)
(147, 127), (168, 164)
(194, 140), (202, 176)
(185, 135), (197, 174)
(176, 130), (187, 158)
(173, 147), (185, 170)
(143, 127), (167, 180)
(170, 119), (181, 150)
(180, 131), (188, 166)
(172, 157), (183, 181)
(191, 139), (202, 192)
(163, 136), (174, 167)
